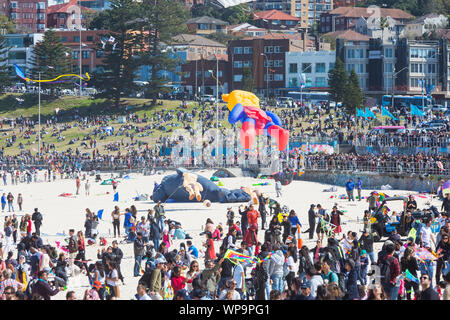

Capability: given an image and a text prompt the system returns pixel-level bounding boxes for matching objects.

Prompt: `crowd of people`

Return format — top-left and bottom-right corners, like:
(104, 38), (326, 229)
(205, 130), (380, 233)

(0, 175), (448, 301)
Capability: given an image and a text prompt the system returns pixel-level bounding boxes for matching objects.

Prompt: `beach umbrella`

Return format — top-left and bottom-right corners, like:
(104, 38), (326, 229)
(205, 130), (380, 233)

(443, 180), (450, 195)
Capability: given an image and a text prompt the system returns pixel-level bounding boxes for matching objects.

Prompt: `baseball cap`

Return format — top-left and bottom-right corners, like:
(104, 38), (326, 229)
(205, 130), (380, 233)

(300, 280), (311, 289)
(155, 257), (167, 265)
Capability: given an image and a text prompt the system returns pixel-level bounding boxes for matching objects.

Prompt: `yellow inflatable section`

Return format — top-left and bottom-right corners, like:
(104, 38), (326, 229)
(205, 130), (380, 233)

(222, 90), (260, 111)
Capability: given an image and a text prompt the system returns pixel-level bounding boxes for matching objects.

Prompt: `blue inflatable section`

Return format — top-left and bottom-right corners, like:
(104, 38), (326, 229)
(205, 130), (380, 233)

(151, 168), (252, 203)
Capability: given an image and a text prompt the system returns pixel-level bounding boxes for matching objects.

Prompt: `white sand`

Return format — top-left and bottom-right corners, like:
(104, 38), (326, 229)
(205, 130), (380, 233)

(2, 169), (441, 300)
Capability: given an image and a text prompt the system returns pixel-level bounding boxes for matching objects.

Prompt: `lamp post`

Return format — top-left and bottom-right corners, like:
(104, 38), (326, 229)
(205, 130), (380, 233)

(208, 54), (220, 166)
(38, 72), (41, 157)
(260, 53), (268, 98)
(391, 66), (408, 109)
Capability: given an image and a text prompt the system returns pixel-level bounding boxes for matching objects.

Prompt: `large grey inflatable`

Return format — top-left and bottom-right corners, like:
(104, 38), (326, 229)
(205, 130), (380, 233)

(151, 168), (252, 203)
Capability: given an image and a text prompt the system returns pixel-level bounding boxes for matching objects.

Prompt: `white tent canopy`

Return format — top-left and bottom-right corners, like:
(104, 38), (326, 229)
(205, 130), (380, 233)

(210, 0), (252, 8)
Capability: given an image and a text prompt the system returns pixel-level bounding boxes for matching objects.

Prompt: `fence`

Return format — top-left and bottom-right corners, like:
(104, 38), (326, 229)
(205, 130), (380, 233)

(354, 135), (449, 149)
(303, 158), (449, 176)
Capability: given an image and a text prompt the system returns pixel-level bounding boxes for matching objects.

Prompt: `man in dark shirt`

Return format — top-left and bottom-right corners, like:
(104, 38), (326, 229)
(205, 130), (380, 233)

(32, 270), (62, 300)
(358, 230), (375, 265)
(308, 204), (316, 240)
(418, 274), (439, 300)
(406, 195), (417, 211)
(294, 280), (314, 300)
(442, 193), (450, 213)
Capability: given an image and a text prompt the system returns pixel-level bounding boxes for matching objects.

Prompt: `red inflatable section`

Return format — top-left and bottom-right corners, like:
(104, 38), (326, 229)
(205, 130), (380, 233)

(240, 120), (256, 149)
(267, 125), (289, 151)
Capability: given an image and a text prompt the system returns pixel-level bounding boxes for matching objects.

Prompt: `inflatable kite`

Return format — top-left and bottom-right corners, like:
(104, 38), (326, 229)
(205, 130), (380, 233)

(222, 90), (289, 151)
(151, 168), (252, 203)
(14, 64), (90, 84)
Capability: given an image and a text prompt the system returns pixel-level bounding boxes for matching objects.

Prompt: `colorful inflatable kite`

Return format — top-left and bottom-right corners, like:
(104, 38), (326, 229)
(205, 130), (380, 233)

(14, 64), (90, 84)
(222, 90), (289, 151)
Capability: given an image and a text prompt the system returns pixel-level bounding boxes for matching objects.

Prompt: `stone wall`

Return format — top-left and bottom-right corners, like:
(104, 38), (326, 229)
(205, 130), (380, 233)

(297, 170), (447, 192)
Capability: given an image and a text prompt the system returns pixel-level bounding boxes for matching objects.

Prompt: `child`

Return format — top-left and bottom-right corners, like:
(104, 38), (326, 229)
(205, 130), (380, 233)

(212, 224), (223, 241)
(359, 250), (369, 286)
(163, 230), (172, 249)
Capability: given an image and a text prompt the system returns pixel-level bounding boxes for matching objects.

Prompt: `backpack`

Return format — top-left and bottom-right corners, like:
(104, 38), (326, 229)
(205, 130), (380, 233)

(379, 256), (395, 286)
(25, 278), (40, 299)
(4, 227), (12, 237)
(337, 272), (346, 293)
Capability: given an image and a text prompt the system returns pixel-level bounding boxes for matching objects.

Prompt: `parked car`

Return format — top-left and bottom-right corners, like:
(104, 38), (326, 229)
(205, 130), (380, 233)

(201, 95), (216, 103)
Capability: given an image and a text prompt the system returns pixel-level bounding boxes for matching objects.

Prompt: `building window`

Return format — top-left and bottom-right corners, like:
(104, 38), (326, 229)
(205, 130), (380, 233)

(264, 74), (274, 81)
(427, 63), (436, 74)
(384, 48), (393, 58)
(274, 46), (282, 53)
(234, 61), (242, 68)
(384, 63), (393, 73)
(205, 71), (211, 78)
(82, 50), (90, 59)
(264, 46), (274, 53)
(274, 74), (283, 81)
(10, 1), (18, 8)
(61, 37), (67, 42)
(302, 63), (312, 73)
(274, 60), (283, 67)
(96, 50), (103, 58)
(87, 36), (93, 42)
(410, 48), (418, 58)
(289, 63), (297, 73)
(234, 74), (242, 82)
(289, 77), (298, 87)
(264, 59), (273, 67)
(74, 36), (80, 42)
(243, 47), (253, 54)
(37, 2), (45, 9)
(243, 60), (252, 67)
(233, 47), (242, 54)
(184, 72), (190, 78)
(37, 13), (45, 20)
(347, 49), (354, 59)
(72, 51), (78, 59)
(315, 63), (326, 73)
(316, 77), (326, 87)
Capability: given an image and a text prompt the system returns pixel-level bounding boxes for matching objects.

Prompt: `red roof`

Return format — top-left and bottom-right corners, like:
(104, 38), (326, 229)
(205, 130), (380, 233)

(328, 7), (413, 20)
(323, 30), (370, 41)
(253, 10), (300, 21)
(47, 0), (93, 14)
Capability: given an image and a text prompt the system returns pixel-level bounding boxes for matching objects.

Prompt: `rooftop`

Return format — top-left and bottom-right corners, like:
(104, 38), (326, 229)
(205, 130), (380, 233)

(328, 6), (414, 20)
(185, 16), (229, 26)
(253, 10), (300, 21)
(406, 13), (446, 25)
(171, 34), (226, 47)
(323, 29), (370, 41)
(47, 0), (93, 14)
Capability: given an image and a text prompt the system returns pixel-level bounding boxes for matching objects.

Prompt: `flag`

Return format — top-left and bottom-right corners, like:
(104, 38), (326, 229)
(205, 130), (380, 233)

(381, 107), (398, 120)
(108, 36), (115, 42)
(405, 269), (419, 283)
(364, 107), (376, 119)
(411, 104), (425, 116)
(113, 192), (119, 202)
(356, 108), (364, 117)
(97, 209), (104, 220)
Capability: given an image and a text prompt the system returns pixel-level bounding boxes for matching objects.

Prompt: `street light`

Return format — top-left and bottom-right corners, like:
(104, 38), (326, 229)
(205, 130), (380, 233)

(260, 53), (268, 98)
(208, 54), (219, 165)
(391, 66), (408, 109)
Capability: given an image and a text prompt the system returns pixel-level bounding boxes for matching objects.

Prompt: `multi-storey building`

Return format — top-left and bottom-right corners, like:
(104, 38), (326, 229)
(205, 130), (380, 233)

(307, 0), (332, 28)
(3, 33), (43, 77)
(181, 53), (229, 97)
(249, 0), (309, 29)
(336, 35), (450, 105)
(0, 0), (47, 32)
(285, 50), (335, 89)
(228, 33), (314, 97)
(253, 9), (300, 31)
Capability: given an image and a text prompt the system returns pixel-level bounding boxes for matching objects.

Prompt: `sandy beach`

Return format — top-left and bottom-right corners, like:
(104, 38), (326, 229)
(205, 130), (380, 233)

(2, 169), (442, 299)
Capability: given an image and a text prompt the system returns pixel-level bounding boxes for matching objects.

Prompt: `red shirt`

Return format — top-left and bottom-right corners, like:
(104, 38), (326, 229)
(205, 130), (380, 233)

(247, 210), (260, 226)
(27, 220), (32, 233)
(171, 275), (191, 295)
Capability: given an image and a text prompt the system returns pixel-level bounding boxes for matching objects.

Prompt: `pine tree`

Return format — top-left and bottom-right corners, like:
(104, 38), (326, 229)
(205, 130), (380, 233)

(343, 69), (364, 115)
(242, 66), (254, 92)
(30, 30), (71, 94)
(0, 34), (11, 92)
(328, 57), (347, 103)
(90, 0), (140, 108)
(139, 0), (188, 105)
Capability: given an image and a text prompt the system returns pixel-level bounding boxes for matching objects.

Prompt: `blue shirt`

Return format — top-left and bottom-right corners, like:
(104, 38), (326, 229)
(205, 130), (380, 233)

(1, 196), (5, 204)
(288, 216), (302, 228)
(357, 180), (362, 189)
(188, 245), (198, 258)
(346, 181), (355, 191)
(124, 212), (133, 228)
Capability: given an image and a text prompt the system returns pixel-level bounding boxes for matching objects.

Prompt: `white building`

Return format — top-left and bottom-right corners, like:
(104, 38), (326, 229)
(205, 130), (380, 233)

(285, 50), (335, 89)
(403, 14), (448, 39)
(3, 33), (44, 80)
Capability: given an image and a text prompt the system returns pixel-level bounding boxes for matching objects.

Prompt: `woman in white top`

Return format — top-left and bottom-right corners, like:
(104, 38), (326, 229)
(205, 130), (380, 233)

(185, 260), (200, 292)
(106, 261), (120, 298)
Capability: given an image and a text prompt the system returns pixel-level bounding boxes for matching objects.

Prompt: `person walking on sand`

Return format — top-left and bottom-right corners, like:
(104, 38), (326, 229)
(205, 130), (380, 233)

(76, 176), (81, 195)
(356, 178), (363, 201)
(85, 180), (90, 196)
(346, 179), (355, 202)
(275, 180), (282, 198)
(17, 193), (23, 211)
(31, 208), (43, 236)
(111, 206), (121, 238)
(7, 193), (14, 212)
(1, 193), (6, 212)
